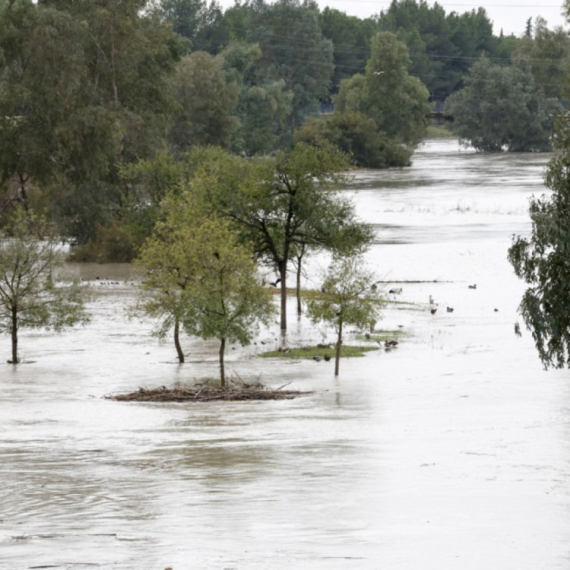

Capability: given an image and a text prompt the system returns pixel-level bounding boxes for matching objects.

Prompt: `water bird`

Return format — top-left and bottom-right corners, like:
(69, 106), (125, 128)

(494, 308), (499, 312)
(446, 307), (454, 313)
(385, 340), (398, 348)
(313, 355), (323, 362)
(371, 283), (377, 291)
(389, 287), (403, 294)
(468, 284), (477, 289)
(269, 277), (281, 287)
(430, 307), (437, 315)
(365, 332), (371, 339)
(323, 354), (331, 361)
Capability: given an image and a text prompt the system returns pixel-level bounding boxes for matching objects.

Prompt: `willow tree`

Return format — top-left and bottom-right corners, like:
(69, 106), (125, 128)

(508, 113), (570, 368)
(307, 255), (383, 376)
(0, 211), (89, 364)
(134, 190), (275, 384)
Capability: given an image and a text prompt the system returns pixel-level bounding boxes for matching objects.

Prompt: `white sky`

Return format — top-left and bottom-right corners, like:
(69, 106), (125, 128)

(316, 0), (567, 36)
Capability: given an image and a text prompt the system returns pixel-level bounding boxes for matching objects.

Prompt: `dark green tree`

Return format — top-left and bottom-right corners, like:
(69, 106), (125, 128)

(169, 51), (239, 151)
(512, 17), (570, 100)
(191, 144), (372, 331)
(377, 0), (498, 97)
(446, 57), (558, 152)
(319, 8), (376, 94)
(220, 40), (293, 156)
(158, 0), (227, 54)
(508, 115), (570, 367)
(246, 0), (334, 141)
(331, 31), (430, 167)
(0, 0), (183, 250)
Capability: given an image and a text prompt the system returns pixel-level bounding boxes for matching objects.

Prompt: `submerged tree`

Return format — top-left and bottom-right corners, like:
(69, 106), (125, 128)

(193, 143), (373, 332)
(306, 255), (383, 376)
(0, 211), (89, 364)
(304, 31), (430, 168)
(446, 57), (558, 152)
(134, 190), (275, 384)
(508, 114), (570, 368)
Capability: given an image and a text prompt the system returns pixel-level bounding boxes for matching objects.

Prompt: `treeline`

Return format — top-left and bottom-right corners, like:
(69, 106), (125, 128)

(0, 0), (568, 261)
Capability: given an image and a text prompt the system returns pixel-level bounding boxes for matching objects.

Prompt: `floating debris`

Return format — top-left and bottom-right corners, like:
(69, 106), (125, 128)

(106, 384), (310, 402)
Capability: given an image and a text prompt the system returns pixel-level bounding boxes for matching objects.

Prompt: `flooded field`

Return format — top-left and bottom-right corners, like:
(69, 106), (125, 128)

(2, 139), (570, 570)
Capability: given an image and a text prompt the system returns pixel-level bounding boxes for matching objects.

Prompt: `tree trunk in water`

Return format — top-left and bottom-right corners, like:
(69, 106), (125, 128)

(296, 260), (302, 317)
(10, 307), (18, 364)
(174, 317), (184, 363)
(279, 262), (287, 332)
(335, 320), (343, 376)
(219, 337), (226, 388)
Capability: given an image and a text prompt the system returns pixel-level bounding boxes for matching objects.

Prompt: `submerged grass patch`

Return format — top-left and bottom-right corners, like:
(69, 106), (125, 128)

(259, 345), (378, 359)
(355, 329), (407, 342)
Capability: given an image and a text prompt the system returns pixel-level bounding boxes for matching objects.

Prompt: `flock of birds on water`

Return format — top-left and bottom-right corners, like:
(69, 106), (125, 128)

(81, 275), (502, 362)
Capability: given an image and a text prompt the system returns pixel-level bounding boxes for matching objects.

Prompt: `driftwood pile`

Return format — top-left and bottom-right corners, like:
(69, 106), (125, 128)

(107, 383), (309, 402)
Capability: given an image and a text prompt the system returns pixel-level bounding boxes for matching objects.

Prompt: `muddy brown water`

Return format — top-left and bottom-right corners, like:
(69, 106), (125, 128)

(2, 140), (570, 570)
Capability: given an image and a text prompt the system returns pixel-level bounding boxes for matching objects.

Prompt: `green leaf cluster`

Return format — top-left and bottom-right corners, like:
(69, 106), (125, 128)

(134, 188), (276, 384)
(0, 210), (89, 363)
(306, 255), (383, 375)
(297, 32), (430, 168)
(446, 57), (559, 152)
(508, 115), (570, 368)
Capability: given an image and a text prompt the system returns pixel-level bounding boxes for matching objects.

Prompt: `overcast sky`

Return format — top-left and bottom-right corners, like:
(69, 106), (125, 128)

(316, 0), (567, 36)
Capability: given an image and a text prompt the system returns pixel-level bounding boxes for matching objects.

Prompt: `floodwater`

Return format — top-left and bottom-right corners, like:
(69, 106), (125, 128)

(2, 139), (570, 570)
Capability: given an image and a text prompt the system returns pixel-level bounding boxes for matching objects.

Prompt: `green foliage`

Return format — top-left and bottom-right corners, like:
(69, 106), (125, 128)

(220, 40), (294, 155)
(259, 345), (377, 358)
(511, 17), (570, 100)
(169, 51), (239, 151)
(319, 7), (376, 94)
(328, 31), (429, 167)
(0, 0), (183, 244)
(119, 151), (193, 250)
(134, 188), (275, 383)
(295, 113), (411, 169)
(377, 0), (504, 97)
(246, 0), (334, 141)
(0, 210), (89, 363)
(508, 115), (570, 368)
(158, 0), (226, 54)
(306, 255), (383, 375)
(191, 143), (372, 330)
(447, 57), (559, 152)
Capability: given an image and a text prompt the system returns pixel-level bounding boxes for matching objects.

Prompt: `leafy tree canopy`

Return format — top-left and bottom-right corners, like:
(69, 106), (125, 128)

(307, 254), (382, 375)
(511, 16), (570, 100)
(508, 115), (570, 367)
(134, 187), (275, 382)
(0, 209), (89, 364)
(446, 56), (559, 152)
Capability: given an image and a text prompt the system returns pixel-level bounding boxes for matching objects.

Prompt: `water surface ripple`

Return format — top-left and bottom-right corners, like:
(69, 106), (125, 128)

(2, 140), (570, 570)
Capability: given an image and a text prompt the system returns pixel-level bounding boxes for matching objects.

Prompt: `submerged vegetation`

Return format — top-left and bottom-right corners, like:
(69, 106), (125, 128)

(259, 345), (379, 359)
(1, 0), (570, 379)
